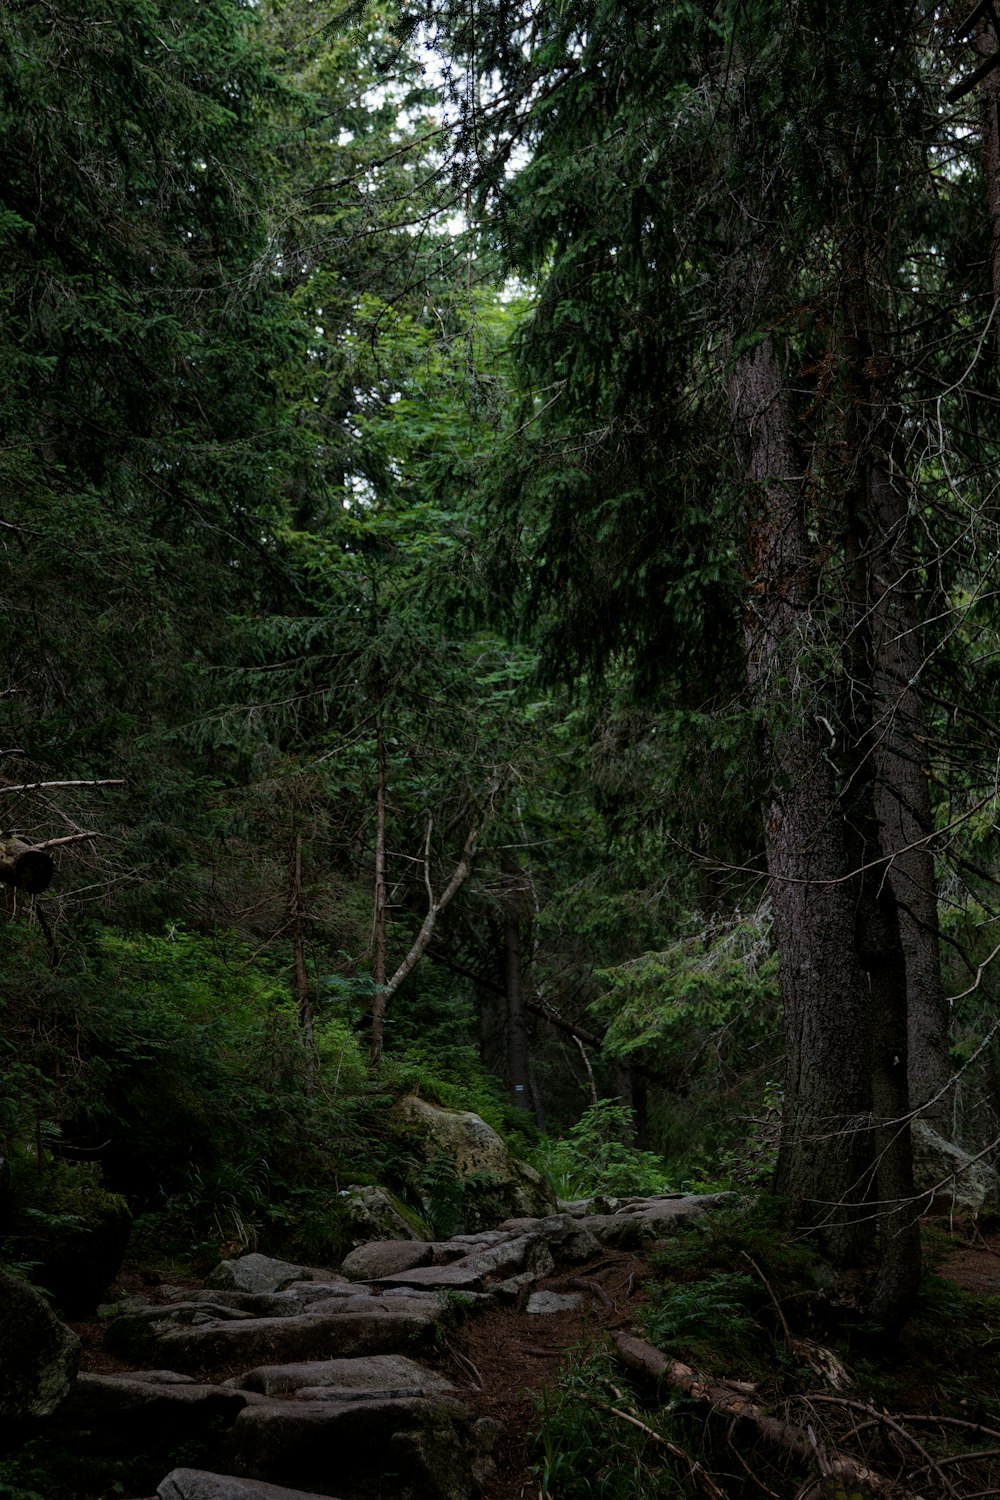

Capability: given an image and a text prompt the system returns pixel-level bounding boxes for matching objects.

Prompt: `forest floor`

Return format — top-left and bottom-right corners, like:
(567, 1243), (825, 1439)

(72, 1225), (1000, 1500)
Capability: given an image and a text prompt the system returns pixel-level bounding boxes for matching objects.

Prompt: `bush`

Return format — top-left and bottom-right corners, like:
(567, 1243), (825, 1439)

(531, 1100), (675, 1199)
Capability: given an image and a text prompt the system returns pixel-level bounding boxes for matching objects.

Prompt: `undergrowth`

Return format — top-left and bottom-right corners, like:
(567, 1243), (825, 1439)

(533, 1205), (1000, 1500)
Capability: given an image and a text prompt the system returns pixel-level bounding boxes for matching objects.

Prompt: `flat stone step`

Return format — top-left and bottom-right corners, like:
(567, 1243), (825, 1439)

(109, 1300), (443, 1374)
(157, 1468), (341, 1500)
(371, 1263), (485, 1292)
(54, 1372), (246, 1452)
(234, 1354), (455, 1399)
(231, 1394), (475, 1498)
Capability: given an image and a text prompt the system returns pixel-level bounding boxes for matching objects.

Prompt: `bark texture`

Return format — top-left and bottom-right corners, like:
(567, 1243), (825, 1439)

(730, 328), (874, 1260)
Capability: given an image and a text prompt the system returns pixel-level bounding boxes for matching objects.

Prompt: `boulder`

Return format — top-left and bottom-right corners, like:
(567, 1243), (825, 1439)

(339, 1240), (433, 1281)
(337, 1184), (429, 1245)
(453, 1232), (555, 1280)
(396, 1096), (556, 1230)
(158, 1471), (338, 1500)
(371, 1263), (486, 1292)
(508, 1192), (733, 1247)
(912, 1123), (1000, 1216)
(0, 1267), (80, 1420)
(54, 1372), (246, 1448)
(205, 1255), (313, 1295)
(232, 1393), (476, 1499)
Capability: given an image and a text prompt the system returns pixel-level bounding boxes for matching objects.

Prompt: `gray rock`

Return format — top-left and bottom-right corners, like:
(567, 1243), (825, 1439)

(912, 1122), (1000, 1216)
(205, 1254), (309, 1295)
(54, 1371), (245, 1444)
(232, 1394), (474, 1498)
(574, 1192), (733, 1245)
(372, 1263), (486, 1292)
(526, 1291), (583, 1314)
(0, 1267), (80, 1420)
(158, 1470), (337, 1500)
(110, 1300), (443, 1373)
(395, 1096), (556, 1229)
(454, 1233), (555, 1281)
(338, 1184), (429, 1245)
(339, 1240), (433, 1280)
(236, 1354), (455, 1398)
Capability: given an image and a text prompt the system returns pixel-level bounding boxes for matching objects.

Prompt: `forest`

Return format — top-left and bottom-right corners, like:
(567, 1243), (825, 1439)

(1, 0), (1000, 1497)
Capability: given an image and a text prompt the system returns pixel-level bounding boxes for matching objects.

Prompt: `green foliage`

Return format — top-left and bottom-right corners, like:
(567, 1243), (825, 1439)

(531, 1100), (675, 1199)
(418, 1150), (467, 1239)
(1, 1153), (130, 1312)
(642, 1272), (762, 1370)
(0, 1452), (51, 1500)
(593, 912), (778, 1065)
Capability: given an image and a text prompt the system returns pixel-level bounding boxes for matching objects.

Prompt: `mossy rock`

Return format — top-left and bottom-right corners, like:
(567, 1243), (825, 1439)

(0, 1266), (80, 1419)
(3, 1156), (131, 1317)
(394, 1096), (556, 1232)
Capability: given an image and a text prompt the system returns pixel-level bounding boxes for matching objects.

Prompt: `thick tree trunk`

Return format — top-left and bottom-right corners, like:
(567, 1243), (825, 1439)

(839, 219), (924, 1326)
(868, 464), (950, 1127)
(730, 329), (875, 1262)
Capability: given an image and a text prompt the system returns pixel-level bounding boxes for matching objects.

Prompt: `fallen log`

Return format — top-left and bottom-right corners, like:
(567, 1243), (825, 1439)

(0, 838), (54, 894)
(613, 1331), (904, 1497)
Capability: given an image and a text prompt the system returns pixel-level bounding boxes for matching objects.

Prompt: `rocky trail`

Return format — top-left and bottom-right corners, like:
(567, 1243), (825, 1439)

(52, 1193), (726, 1500)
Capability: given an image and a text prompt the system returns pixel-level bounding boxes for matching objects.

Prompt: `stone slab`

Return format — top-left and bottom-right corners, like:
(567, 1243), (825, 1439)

(134, 1302), (442, 1372)
(236, 1354), (454, 1398)
(158, 1469), (338, 1500)
(371, 1263), (485, 1292)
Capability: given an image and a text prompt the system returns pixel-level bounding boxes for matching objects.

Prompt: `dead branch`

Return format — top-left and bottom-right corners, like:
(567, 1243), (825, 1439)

(578, 1392), (726, 1500)
(613, 1332), (903, 1496)
(384, 820), (479, 999)
(808, 1397), (1000, 1445)
(34, 832), (101, 849)
(0, 778), (125, 793)
(798, 1395), (957, 1497)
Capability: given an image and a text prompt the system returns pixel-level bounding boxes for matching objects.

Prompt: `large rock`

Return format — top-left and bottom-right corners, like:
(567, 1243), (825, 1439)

(912, 1123), (1000, 1216)
(54, 1371), (246, 1448)
(337, 1184), (429, 1245)
(158, 1471), (339, 1500)
(504, 1192), (734, 1247)
(232, 1393), (477, 1500)
(0, 1267), (80, 1420)
(205, 1255), (315, 1295)
(339, 1240), (433, 1280)
(396, 1096), (556, 1230)
(107, 1299), (443, 1373)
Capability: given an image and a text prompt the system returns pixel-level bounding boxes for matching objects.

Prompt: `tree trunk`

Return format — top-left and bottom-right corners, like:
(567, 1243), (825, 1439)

(838, 215), (924, 1326)
(501, 851), (535, 1116)
(289, 831), (315, 1063)
(977, 10), (1000, 338)
(868, 463), (950, 1128)
(370, 680), (389, 1066)
(729, 327), (875, 1262)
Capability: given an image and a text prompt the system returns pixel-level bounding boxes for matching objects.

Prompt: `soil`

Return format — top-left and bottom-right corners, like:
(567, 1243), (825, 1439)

(68, 1229), (1000, 1500)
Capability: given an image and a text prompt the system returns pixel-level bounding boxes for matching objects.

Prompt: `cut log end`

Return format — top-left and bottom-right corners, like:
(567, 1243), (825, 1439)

(0, 840), (55, 894)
